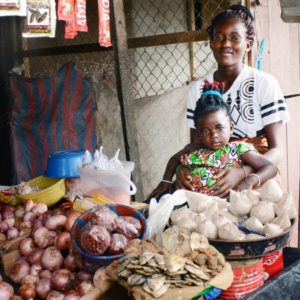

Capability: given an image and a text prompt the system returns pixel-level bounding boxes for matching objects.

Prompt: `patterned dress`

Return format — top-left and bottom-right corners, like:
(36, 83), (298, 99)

(180, 142), (254, 193)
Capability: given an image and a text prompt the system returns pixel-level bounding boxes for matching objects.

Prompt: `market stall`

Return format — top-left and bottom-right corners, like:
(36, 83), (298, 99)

(0, 146), (296, 300)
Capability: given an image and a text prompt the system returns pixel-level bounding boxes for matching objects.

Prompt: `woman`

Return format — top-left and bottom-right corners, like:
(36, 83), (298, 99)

(148, 4), (289, 199)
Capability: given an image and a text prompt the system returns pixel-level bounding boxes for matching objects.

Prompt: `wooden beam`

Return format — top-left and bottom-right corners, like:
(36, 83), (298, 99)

(110, 0), (144, 201)
(21, 30), (208, 58)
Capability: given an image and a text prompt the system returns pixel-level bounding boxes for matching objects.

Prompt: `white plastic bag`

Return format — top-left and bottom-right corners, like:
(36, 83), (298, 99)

(146, 190), (188, 238)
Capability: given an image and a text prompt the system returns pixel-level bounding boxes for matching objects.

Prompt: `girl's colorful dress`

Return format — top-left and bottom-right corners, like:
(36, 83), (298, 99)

(180, 142), (255, 193)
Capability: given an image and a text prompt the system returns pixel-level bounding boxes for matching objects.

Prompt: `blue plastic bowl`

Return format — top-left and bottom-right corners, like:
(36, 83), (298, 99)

(70, 204), (148, 271)
(44, 150), (85, 178)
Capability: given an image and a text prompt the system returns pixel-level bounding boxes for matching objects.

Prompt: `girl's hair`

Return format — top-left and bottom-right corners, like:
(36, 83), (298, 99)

(207, 4), (255, 45)
(193, 80), (231, 128)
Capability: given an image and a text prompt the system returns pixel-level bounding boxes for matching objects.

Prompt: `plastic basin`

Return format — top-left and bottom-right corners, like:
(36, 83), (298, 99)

(70, 204), (148, 271)
(16, 176), (65, 207)
(45, 150), (85, 178)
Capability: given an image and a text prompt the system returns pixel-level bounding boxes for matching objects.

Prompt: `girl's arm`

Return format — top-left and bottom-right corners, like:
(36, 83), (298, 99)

(240, 150), (278, 189)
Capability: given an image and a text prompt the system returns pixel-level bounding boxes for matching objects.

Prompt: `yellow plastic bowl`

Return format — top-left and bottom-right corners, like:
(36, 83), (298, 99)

(16, 176), (66, 207)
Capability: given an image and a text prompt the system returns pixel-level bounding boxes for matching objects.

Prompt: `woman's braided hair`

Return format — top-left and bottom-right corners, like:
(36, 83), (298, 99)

(207, 4), (255, 45)
(193, 80), (232, 128)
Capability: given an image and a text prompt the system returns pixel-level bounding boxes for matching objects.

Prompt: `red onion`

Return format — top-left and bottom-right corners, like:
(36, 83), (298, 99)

(25, 200), (36, 212)
(64, 291), (80, 300)
(65, 211), (81, 232)
(19, 238), (35, 256)
(33, 218), (44, 230)
(9, 259), (30, 283)
(32, 203), (48, 216)
(5, 218), (15, 228)
(30, 264), (42, 276)
(39, 270), (52, 279)
(51, 269), (74, 292)
(36, 277), (52, 299)
(0, 281), (14, 300)
(23, 212), (35, 222)
(15, 208), (25, 219)
(7, 227), (19, 239)
(21, 274), (39, 285)
(33, 227), (51, 248)
(28, 248), (44, 265)
(54, 232), (71, 251)
(76, 280), (94, 296)
(19, 228), (31, 236)
(19, 283), (36, 300)
(0, 221), (9, 233)
(77, 271), (92, 282)
(0, 233), (7, 243)
(2, 210), (14, 220)
(45, 215), (67, 230)
(19, 221), (32, 231)
(46, 291), (64, 300)
(41, 246), (64, 271)
(64, 254), (77, 272)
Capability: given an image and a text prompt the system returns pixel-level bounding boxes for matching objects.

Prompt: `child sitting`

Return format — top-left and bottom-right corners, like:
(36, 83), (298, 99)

(179, 80), (277, 194)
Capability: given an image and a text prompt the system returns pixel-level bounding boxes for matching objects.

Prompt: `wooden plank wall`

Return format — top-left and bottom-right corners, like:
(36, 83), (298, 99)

(253, 0), (300, 246)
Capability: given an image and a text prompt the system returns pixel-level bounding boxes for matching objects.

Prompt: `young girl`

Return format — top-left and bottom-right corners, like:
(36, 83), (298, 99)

(179, 80), (277, 194)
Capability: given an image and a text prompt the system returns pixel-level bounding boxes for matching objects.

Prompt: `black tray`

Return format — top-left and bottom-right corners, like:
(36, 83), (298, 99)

(209, 220), (294, 260)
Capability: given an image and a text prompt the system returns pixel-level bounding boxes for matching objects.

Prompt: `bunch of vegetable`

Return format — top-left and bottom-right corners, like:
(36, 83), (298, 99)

(0, 200), (48, 242)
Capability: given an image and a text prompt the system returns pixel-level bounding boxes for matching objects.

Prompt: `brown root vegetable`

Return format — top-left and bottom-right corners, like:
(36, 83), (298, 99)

(51, 269), (74, 292)
(41, 246), (64, 271)
(28, 248), (44, 265)
(90, 206), (117, 232)
(19, 283), (36, 300)
(45, 215), (67, 230)
(9, 259), (30, 283)
(65, 211), (81, 232)
(64, 254), (77, 272)
(30, 264), (42, 276)
(54, 232), (71, 251)
(108, 233), (128, 255)
(46, 290), (64, 300)
(80, 225), (111, 255)
(21, 274), (39, 285)
(36, 277), (52, 299)
(0, 281), (14, 300)
(33, 227), (51, 248)
(39, 270), (52, 279)
(19, 238), (35, 257)
(76, 280), (94, 296)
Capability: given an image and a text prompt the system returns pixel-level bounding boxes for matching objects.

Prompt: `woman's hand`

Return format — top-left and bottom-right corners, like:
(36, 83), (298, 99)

(174, 167), (194, 190)
(235, 179), (254, 191)
(146, 181), (173, 201)
(206, 167), (245, 197)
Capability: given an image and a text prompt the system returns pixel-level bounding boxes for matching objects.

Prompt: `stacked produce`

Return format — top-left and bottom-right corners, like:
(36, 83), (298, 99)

(5, 204), (109, 299)
(111, 231), (227, 298)
(170, 179), (296, 241)
(0, 200), (49, 243)
(78, 205), (142, 256)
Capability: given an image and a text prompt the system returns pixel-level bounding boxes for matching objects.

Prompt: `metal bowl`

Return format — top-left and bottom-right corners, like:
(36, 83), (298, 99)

(209, 220), (295, 260)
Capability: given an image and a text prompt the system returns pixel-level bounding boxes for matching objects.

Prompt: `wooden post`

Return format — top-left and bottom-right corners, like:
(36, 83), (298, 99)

(109, 0), (144, 201)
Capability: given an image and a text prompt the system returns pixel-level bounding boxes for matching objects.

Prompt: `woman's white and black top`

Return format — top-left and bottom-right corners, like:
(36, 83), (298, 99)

(187, 65), (290, 138)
